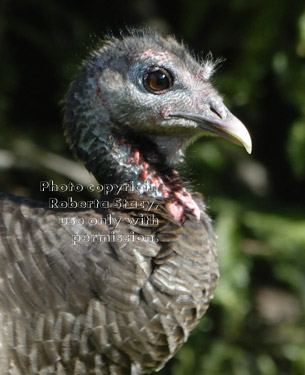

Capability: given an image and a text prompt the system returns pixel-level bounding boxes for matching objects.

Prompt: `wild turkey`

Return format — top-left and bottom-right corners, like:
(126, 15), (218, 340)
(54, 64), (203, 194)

(0, 30), (251, 375)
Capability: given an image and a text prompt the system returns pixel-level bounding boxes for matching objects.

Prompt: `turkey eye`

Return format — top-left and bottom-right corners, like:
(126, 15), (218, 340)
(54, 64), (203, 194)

(143, 68), (173, 93)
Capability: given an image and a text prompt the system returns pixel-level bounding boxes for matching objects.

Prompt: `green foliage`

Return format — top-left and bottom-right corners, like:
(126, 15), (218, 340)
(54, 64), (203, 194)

(287, 120), (305, 177)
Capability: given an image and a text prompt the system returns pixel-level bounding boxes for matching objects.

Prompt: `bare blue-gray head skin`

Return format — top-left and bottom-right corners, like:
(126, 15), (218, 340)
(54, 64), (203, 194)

(64, 30), (251, 190)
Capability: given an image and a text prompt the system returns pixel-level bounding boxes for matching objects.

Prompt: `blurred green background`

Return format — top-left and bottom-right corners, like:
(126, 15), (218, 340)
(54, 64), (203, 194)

(0, 0), (305, 374)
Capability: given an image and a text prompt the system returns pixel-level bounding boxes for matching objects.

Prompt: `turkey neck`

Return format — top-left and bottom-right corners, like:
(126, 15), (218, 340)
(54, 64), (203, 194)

(65, 112), (200, 221)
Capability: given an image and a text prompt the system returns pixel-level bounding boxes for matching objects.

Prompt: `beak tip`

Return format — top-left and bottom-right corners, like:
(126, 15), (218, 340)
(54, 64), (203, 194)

(227, 115), (252, 155)
(244, 138), (252, 154)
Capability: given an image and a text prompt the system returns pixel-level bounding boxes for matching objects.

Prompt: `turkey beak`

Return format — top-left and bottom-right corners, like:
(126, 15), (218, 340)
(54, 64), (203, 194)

(170, 100), (252, 154)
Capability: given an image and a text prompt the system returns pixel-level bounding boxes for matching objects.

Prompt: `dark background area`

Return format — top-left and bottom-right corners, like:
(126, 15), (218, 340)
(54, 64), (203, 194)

(1, 1), (305, 374)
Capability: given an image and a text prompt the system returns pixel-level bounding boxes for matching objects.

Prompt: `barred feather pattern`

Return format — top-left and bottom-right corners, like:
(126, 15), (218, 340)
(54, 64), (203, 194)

(0, 192), (218, 375)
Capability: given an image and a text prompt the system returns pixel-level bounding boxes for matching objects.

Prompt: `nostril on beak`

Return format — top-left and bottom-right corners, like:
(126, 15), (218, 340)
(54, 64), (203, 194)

(209, 99), (227, 120)
(210, 106), (223, 119)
